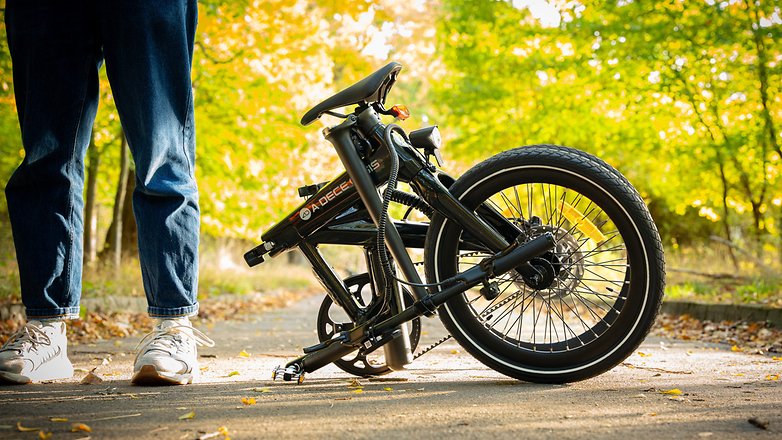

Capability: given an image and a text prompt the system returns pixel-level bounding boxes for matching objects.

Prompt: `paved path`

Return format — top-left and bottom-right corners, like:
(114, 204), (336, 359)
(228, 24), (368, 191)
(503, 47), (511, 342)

(1, 295), (781, 439)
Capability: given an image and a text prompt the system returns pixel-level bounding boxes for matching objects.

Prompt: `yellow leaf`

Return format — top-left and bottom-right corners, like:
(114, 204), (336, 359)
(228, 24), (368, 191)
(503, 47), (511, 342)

(731, 345), (742, 352)
(451, 349), (460, 355)
(238, 350), (251, 359)
(772, 356), (781, 361)
(383, 387), (393, 392)
(765, 374), (779, 381)
(241, 397), (256, 405)
(352, 388), (364, 394)
(637, 351), (651, 357)
(252, 387), (272, 393)
(71, 423), (92, 433)
(661, 388), (683, 395)
(49, 418), (68, 422)
(178, 411), (196, 420)
(227, 371), (240, 377)
(38, 431), (52, 440)
(16, 422), (40, 432)
(80, 369), (104, 385)
(218, 426), (230, 435)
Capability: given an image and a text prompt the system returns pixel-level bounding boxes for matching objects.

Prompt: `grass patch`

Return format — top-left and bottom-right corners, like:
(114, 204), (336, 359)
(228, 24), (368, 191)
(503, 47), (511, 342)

(665, 246), (782, 307)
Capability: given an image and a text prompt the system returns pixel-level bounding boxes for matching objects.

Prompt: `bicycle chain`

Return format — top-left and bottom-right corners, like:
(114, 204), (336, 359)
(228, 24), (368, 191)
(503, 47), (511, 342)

(410, 250), (503, 360)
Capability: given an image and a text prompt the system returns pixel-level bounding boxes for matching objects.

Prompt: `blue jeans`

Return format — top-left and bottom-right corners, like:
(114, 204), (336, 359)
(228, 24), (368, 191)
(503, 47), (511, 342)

(4, 0), (200, 319)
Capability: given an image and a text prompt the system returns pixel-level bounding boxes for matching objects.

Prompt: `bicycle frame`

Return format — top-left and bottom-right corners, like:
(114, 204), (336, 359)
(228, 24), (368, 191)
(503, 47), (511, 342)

(245, 106), (556, 378)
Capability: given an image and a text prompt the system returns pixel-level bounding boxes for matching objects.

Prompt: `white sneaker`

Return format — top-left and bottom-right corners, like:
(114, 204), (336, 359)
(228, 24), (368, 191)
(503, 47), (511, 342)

(131, 317), (214, 386)
(0, 320), (73, 385)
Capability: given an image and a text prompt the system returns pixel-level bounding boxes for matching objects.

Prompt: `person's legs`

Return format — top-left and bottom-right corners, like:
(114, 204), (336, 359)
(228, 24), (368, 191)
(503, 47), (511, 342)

(4, 0), (100, 320)
(97, 0), (207, 385)
(98, 0), (200, 320)
(1, 0), (100, 384)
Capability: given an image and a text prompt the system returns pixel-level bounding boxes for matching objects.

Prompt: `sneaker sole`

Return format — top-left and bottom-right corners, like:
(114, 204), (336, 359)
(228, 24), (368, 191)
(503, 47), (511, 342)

(131, 365), (193, 386)
(0, 356), (73, 385)
(0, 370), (32, 385)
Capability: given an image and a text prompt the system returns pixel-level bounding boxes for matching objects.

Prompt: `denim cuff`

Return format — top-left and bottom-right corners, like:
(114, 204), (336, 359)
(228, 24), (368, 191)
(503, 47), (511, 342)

(148, 303), (199, 318)
(25, 306), (80, 321)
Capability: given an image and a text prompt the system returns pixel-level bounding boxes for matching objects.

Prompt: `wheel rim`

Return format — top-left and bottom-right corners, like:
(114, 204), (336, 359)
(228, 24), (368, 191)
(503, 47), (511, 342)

(433, 164), (651, 374)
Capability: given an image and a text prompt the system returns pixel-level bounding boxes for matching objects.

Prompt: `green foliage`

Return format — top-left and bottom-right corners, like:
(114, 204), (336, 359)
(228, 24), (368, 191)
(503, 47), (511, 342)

(0, 0), (780, 304)
(434, 0), (781, 266)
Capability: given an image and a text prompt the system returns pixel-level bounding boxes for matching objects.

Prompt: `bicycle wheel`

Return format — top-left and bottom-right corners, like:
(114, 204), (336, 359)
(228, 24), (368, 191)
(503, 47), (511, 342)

(424, 145), (665, 383)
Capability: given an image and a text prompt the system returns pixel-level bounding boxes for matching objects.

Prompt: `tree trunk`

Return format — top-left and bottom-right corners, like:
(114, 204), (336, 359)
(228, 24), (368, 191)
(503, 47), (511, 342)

(100, 134), (132, 267)
(120, 173), (137, 254)
(83, 134), (100, 266)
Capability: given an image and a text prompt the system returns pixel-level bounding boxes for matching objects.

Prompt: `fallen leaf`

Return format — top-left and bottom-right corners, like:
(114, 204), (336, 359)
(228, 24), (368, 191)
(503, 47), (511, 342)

(765, 374), (779, 381)
(697, 432), (713, 438)
(127, 393), (139, 399)
(238, 350), (251, 359)
(241, 397), (256, 405)
(352, 388), (364, 394)
(416, 387), (426, 391)
(772, 356), (781, 361)
(649, 413), (657, 417)
(334, 397), (352, 401)
(661, 388), (683, 395)
(178, 411), (196, 421)
(383, 387), (393, 392)
(731, 345), (742, 352)
(347, 379), (363, 388)
(80, 368), (104, 385)
(252, 387), (272, 393)
(748, 417), (769, 430)
(16, 422), (40, 432)
(637, 351), (652, 357)
(38, 431), (52, 440)
(227, 371), (240, 377)
(451, 349), (460, 354)
(50, 417), (68, 422)
(71, 423), (92, 433)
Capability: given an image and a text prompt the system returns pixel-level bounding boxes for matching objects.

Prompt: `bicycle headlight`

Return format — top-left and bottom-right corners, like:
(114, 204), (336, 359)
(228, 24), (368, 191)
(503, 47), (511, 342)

(409, 126), (443, 166)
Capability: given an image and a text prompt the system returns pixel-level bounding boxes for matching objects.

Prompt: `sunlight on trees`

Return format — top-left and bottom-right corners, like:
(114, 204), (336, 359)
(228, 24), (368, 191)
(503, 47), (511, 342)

(0, 0), (779, 273)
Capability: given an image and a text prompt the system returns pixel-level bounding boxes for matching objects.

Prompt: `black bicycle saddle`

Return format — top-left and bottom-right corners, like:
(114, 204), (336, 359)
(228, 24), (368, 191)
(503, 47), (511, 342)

(300, 62), (402, 126)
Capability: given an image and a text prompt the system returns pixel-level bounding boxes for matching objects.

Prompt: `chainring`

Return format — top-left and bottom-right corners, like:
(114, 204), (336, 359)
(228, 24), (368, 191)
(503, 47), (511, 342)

(316, 273), (421, 377)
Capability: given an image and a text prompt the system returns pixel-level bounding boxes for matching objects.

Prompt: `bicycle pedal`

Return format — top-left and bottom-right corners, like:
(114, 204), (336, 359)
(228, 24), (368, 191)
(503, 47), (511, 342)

(271, 365), (305, 384)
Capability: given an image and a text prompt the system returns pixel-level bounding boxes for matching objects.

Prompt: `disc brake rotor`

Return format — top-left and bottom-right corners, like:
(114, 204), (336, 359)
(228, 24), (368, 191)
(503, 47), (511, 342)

(512, 224), (585, 299)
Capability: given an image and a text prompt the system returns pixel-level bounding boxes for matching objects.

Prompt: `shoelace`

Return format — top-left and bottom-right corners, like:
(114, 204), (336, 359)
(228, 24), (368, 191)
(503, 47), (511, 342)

(134, 325), (215, 363)
(0, 323), (52, 352)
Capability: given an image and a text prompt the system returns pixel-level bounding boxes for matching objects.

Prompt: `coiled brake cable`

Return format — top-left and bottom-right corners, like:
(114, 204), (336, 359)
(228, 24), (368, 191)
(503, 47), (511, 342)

(376, 124), (466, 292)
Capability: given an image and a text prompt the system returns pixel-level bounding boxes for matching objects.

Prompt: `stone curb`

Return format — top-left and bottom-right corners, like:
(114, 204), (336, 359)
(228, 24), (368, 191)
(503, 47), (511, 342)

(660, 300), (782, 328)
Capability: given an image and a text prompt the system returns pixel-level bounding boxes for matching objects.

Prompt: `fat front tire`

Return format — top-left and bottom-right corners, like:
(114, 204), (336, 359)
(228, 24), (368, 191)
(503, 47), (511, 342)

(424, 145), (665, 383)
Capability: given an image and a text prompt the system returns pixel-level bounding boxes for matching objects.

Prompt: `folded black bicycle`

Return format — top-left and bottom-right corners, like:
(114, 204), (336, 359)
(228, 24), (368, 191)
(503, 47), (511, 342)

(244, 62), (665, 384)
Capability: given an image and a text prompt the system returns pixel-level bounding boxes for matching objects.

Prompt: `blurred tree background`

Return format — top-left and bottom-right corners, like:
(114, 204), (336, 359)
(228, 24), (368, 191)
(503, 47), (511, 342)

(0, 0), (779, 305)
